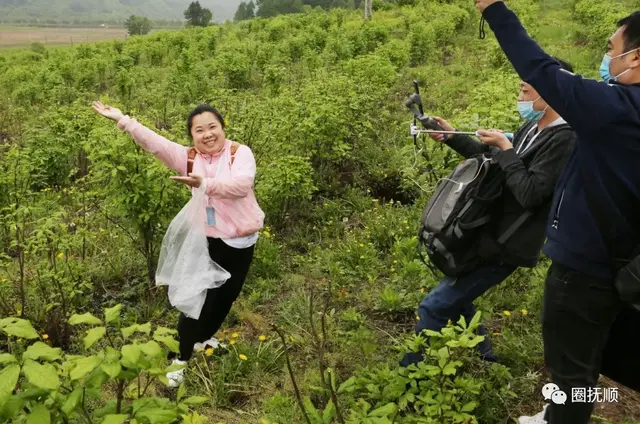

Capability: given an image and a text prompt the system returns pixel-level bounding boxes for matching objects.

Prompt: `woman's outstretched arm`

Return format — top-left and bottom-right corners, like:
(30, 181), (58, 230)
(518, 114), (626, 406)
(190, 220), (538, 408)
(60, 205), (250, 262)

(92, 101), (188, 175)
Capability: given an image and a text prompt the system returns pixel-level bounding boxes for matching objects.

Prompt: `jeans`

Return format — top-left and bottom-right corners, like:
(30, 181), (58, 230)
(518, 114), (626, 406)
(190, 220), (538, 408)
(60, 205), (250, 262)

(400, 262), (517, 367)
(542, 262), (624, 424)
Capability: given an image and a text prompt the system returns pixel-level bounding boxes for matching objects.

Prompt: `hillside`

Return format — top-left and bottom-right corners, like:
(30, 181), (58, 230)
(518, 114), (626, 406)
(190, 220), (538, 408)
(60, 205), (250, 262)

(0, 0), (639, 423)
(0, 0), (243, 23)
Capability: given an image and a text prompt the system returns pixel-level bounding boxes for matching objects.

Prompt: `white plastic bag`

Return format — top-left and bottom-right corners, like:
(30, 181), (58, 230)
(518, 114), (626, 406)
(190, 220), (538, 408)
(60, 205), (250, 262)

(156, 179), (231, 320)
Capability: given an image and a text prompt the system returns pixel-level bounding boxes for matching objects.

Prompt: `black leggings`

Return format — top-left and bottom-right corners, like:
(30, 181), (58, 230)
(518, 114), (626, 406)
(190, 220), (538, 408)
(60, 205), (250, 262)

(173, 237), (255, 361)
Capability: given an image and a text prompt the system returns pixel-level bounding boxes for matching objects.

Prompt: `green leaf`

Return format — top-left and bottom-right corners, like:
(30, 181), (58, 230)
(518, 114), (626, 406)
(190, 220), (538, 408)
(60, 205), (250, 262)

(181, 411), (207, 424)
(22, 359), (60, 390)
(122, 323), (151, 339)
(0, 318), (39, 339)
(26, 404), (50, 424)
(104, 304), (123, 324)
(177, 383), (186, 402)
(0, 364), (20, 399)
(84, 327), (107, 349)
(461, 401), (478, 412)
(121, 344), (141, 368)
(61, 388), (83, 415)
(153, 326), (177, 336)
(70, 356), (102, 381)
(101, 361), (122, 379)
(0, 353), (18, 365)
(69, 313), (102, 326)
(102, 414), (130, 424)
(181, 396), (209, 405)
(23, 342), (62, 362)
(135, 408), (178, 424)
(369, 403), (397, 417)
(322, 399), (336, 424)
(153, 335), (179, 353)
(140, 340), (162, 358)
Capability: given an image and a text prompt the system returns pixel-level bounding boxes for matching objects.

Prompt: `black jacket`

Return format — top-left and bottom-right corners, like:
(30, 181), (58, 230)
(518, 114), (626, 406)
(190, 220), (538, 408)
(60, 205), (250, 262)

(444, 120), (576, 267)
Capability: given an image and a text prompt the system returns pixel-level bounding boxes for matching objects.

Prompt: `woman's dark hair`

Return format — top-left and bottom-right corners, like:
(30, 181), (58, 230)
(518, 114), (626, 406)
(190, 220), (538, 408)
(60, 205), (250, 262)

(186, 104), (226, 138)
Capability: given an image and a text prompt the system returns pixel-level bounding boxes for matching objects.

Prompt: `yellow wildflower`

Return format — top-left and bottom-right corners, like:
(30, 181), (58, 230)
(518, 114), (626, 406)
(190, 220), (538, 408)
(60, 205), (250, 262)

(239, 354), (247, 361)
(521, 309), (529, 316)
(205, 347), (213, 356)
(503, 311), (511, 317)
(420, 288), (425, 294)
(415, 316), (420, 321)
(232, 333), (239, 338)
(42, 334), (49, 340)
(57, 252), (64, 259)
(259, 335), (266, 341)
(230, 339), (236, 345)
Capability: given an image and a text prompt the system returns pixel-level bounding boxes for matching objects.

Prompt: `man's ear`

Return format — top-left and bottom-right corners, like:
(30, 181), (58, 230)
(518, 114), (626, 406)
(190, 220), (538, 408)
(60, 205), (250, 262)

(630, 48), (640, 68)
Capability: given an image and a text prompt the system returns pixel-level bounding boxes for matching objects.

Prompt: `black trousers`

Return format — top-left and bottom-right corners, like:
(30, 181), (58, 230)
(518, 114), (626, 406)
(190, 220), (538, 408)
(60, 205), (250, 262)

(542, 262), (625, 423)
(172, 237), (255, 361)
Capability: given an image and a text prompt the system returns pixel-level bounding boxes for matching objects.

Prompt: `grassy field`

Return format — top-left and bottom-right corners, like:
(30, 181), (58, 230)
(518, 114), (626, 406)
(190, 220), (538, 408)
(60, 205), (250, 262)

(0, 25), (129, 48)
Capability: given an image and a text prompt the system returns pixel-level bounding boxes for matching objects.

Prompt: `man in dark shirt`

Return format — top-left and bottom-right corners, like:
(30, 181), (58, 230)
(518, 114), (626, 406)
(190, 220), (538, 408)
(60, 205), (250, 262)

(400, 59), (576, 368)
(477, 1), (640, 423)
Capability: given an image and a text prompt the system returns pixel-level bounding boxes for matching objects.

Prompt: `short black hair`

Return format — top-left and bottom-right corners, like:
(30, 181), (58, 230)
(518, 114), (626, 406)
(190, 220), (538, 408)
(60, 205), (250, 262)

(186, 104), (226, 138)
(551, 56), (574, 73)
(618, 11), (640, 52)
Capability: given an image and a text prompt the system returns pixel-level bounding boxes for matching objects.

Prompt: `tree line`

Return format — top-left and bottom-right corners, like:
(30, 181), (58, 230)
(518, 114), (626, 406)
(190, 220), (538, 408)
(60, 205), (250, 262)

(125, 1), (214, 35)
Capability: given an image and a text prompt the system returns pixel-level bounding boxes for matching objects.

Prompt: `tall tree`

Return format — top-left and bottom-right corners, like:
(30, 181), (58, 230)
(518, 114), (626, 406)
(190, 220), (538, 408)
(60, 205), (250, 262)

(364, 0), (372, 19)
(124, 15), (152, 35)
(184, 1), (212, 27)
(234, 1), (256, 21)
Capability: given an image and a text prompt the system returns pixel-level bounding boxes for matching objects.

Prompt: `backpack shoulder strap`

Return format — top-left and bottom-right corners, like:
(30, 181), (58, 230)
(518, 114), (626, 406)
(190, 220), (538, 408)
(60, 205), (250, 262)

(186, 147), (197, 176)
(187, 142), (242, 174)
(230, 142), (240, 165)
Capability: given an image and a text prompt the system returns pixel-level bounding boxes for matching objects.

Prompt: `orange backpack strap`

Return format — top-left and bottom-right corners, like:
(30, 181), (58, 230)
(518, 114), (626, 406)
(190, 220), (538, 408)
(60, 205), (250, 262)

(186, 147), (197, 176)
(230, 142), (240, 165)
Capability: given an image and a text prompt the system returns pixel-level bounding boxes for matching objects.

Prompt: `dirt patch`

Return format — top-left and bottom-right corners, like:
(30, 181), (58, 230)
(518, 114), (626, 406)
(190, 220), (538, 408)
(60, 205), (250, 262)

(0, 26), (128, 48)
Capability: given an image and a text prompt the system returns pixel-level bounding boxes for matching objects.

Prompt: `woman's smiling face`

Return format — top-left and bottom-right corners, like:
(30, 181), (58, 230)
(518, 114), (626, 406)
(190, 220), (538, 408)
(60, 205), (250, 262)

(190, 111), (226, 155)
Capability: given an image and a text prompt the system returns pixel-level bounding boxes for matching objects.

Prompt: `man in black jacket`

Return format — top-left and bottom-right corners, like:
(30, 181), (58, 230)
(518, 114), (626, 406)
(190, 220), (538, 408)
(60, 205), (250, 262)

(476, 1), (640, 423)
(400, 58), (576, 367)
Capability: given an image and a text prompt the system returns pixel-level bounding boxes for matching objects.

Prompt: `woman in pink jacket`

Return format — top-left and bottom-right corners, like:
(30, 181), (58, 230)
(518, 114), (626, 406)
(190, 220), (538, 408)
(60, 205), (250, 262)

(92, 101), (264, 386)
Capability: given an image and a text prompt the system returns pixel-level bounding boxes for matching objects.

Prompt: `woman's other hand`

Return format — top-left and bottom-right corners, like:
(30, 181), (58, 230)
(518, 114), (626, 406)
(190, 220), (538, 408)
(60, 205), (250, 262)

(170, 173), (203, 189)
(92, 101), (124, 122)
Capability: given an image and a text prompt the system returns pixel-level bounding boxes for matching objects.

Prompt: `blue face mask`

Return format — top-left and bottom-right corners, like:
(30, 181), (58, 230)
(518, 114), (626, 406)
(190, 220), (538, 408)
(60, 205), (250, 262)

(600, 49), (637, 82)
(517, 97), (546, 121)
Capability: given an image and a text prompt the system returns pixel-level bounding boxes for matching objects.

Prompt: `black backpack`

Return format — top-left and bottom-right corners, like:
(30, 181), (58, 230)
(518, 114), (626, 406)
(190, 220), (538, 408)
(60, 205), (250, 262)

(417, 151), (532, 277)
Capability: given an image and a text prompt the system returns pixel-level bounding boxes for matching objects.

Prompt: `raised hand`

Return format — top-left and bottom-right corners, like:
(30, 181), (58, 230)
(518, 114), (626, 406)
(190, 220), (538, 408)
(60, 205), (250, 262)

(92, 101), (124, 122)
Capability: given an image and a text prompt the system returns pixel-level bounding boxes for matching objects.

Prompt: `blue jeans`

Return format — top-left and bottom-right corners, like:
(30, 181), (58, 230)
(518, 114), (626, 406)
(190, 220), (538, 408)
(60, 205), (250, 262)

(400, 262), (517, 367)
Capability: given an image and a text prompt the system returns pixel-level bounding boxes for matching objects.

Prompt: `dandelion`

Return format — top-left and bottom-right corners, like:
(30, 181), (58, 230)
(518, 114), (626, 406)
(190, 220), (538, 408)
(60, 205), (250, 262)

(503, 311), (511, 317)
(230, 339), (236, 345)
(259, 335), (266, 342)
(415, 315), (420, 321)
(57, 252), (64, 259)
(263, 231), (271, 238)
(42, 334), (49, 340)
(205, 347), (213, 356)
(239, 354), (247, 361)
(232, 333), (239, 338)
(521, 309), (528, 316)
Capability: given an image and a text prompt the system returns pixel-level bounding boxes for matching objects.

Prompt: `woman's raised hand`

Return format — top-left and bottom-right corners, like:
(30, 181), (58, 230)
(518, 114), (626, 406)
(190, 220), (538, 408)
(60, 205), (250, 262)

(92, 101), (124, 122)
(428, 117), (454, 142)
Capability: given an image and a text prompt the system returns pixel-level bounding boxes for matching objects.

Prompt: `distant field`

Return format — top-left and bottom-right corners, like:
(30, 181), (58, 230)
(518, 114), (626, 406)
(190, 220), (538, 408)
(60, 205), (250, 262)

(0, 26), (129, 48)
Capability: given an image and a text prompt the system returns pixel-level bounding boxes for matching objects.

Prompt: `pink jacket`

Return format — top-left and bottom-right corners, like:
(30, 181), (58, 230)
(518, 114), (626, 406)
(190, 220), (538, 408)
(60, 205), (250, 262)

(117, 116), (265, 239)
